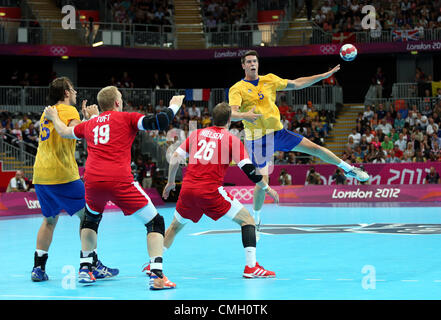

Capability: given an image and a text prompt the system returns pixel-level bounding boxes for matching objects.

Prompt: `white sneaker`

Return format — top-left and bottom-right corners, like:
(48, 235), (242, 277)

(345, 167), (369, 182)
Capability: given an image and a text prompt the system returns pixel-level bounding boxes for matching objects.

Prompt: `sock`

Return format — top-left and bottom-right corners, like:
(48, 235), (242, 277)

(150, 256), (163, 278)
(169, 104), (180, 115)
(80, 251), (94, 271)
(34, 251), (48, 270)
(253, 209), (261, 221)
(36, 249), (47, 257)
(337, 160), (353, 173)
(244, 247), (256, 268)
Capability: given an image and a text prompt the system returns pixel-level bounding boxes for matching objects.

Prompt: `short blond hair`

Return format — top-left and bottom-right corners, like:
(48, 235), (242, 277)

(97, 86), (120, 111)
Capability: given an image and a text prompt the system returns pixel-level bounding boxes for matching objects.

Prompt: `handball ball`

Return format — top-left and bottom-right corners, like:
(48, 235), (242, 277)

(339, 44), (357, 62)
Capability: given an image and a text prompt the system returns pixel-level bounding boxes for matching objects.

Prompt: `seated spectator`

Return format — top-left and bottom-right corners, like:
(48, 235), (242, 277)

(6, 170), (27, 192)
(394, 133), (407, 151)
(381, 135), (394, 151)
(413, 150), (427, 163)
(348, 128), (361, 146)
(363, 105), (374, 121)
(278, 169), (292, 186)
(201, 112), (212, 128)
(377, 118), (392, 135)
(274, 151), (288, 165)
(188, 104), (201, 119)
(394, 112), (405, 131)
(376, 103), (387, 120)
(392, 145), (404, 162)
(403, 141), (415, 159)
(345, 136), (357, 150)
(424, 166), (440, 184)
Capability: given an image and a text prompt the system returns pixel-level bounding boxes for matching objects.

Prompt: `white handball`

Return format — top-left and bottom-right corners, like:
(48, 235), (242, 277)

(339, 44), (357, 62)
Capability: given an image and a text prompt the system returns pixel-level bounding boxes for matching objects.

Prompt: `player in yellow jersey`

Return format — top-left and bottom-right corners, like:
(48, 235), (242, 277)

(229, 50), (369, 232)
(31, 77), (118, 283)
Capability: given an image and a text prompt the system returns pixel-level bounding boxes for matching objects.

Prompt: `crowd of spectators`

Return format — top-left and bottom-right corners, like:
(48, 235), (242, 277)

(315, 0), (441, 33)
(201, 0), (254, 32)
(344, 97), (441, 165)
(109, 0), (174, 28)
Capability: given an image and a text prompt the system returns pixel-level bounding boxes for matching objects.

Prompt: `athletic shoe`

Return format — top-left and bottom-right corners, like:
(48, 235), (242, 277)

(243, 262), (276, 278)
(142, 263), (151, 276)
(345, 167), (369, 182)
(78, 267), (96, 284)
(149, 274), (176, 290)
(92, 260), (119, 279)
(31, 267), (48, 282)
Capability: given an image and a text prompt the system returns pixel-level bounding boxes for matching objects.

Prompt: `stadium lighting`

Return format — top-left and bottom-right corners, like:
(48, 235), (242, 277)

(92, 41), (104, 47)
(0, 12), (6, 17)
(61, 56), (69, 60)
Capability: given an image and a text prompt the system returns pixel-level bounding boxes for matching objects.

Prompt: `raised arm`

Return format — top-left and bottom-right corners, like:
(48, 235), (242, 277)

(285, 64), (341, 90)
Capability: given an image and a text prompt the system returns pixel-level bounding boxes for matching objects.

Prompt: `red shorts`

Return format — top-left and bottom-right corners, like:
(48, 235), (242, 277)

(175, 186), (243, 223)
(85, 180), (149, 215)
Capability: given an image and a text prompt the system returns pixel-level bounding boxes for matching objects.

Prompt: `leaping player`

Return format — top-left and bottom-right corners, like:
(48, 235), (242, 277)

(228, 50), (369, 229)
(144, 102), (279, 279)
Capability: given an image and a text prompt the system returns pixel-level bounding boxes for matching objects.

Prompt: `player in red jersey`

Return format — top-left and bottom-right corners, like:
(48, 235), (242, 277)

(43, 86), (184, 290)
(144, 102), (279, 278)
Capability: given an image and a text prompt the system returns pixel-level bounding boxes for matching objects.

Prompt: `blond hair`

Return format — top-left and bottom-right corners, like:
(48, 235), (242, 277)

(97, 86), (120, 111)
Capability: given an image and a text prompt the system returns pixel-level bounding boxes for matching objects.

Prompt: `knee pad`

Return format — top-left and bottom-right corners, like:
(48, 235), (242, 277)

(80, 207), (103, 233)
(145, 214), (165, 237)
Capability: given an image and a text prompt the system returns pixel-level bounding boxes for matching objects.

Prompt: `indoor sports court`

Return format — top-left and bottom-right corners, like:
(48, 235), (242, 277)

(2, 201), (441, 300)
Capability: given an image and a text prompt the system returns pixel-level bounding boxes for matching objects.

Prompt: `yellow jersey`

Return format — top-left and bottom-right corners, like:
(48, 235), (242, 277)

(33, 104), (81, 184)
(229, 73), (288, 140)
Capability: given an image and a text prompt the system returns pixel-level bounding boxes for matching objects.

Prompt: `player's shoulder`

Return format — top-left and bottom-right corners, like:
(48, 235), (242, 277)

(55, 103), (78, 112)
(261, 73), (280, 81)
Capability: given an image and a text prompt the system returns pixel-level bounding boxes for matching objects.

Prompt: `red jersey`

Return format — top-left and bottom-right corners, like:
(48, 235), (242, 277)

(177, 126), (250, 190)
(73, 111), (144, 182)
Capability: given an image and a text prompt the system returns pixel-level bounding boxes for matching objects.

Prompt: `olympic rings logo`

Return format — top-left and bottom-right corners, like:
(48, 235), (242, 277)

(319, 44), (337, 55)
(50, 46), (68, 56)
(229, 188), (254, 201)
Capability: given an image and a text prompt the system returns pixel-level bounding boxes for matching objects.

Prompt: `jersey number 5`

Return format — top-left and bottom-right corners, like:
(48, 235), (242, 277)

(194, 140), (216, 161)
(92, 124), (110, 145)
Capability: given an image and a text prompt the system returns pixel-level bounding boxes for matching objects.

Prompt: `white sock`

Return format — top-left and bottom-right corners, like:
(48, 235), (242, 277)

(244, 247), (256, 268)
(36, 249), (47, 257)
(253, 209), (261, 219)
(337, 160), (353, 173)
(169, 104), (180, 115)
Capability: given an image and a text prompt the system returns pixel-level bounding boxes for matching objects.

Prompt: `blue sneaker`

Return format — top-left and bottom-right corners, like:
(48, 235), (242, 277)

(31, 267), (48, 282)
(78, 267), (96, 284)
(92, 260), (119, 279)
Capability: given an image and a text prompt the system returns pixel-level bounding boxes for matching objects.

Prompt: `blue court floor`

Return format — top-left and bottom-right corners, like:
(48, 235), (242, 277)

(1, 203), (441, 300)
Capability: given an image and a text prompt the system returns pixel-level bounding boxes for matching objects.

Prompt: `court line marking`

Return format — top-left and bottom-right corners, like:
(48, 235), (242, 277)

(400, 280), (419, 282)
(336, 279), (354, 281)
(305, 278), (322, 281)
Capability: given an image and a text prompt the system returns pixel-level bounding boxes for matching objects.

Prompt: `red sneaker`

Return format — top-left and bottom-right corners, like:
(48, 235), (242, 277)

(243, 262), (276, 278)
(149, 274), (176, 290)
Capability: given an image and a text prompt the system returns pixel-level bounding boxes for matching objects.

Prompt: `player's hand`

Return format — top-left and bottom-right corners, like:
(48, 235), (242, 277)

(162, 182), (176, 200)
(243, 106), (262, 123)
(85, 104), (99, 118)
(323, 64), (340, 79)
(266, 187), (279, 204)
(169, 95), (185, 108)
(44, 106), (58, 121)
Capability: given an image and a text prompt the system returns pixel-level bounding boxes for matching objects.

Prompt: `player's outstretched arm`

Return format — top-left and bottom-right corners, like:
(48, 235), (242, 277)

(44, 106), (76, 139)
(286, 64), (340, 90)
(142, 95), (185, 131)
(230, 105), (262, 123)
(162, 151), (186, 200)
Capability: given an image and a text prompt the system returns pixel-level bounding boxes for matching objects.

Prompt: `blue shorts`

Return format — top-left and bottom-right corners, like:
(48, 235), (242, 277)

(244, 128), (304, 168)
(35, 179), (85, 218)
